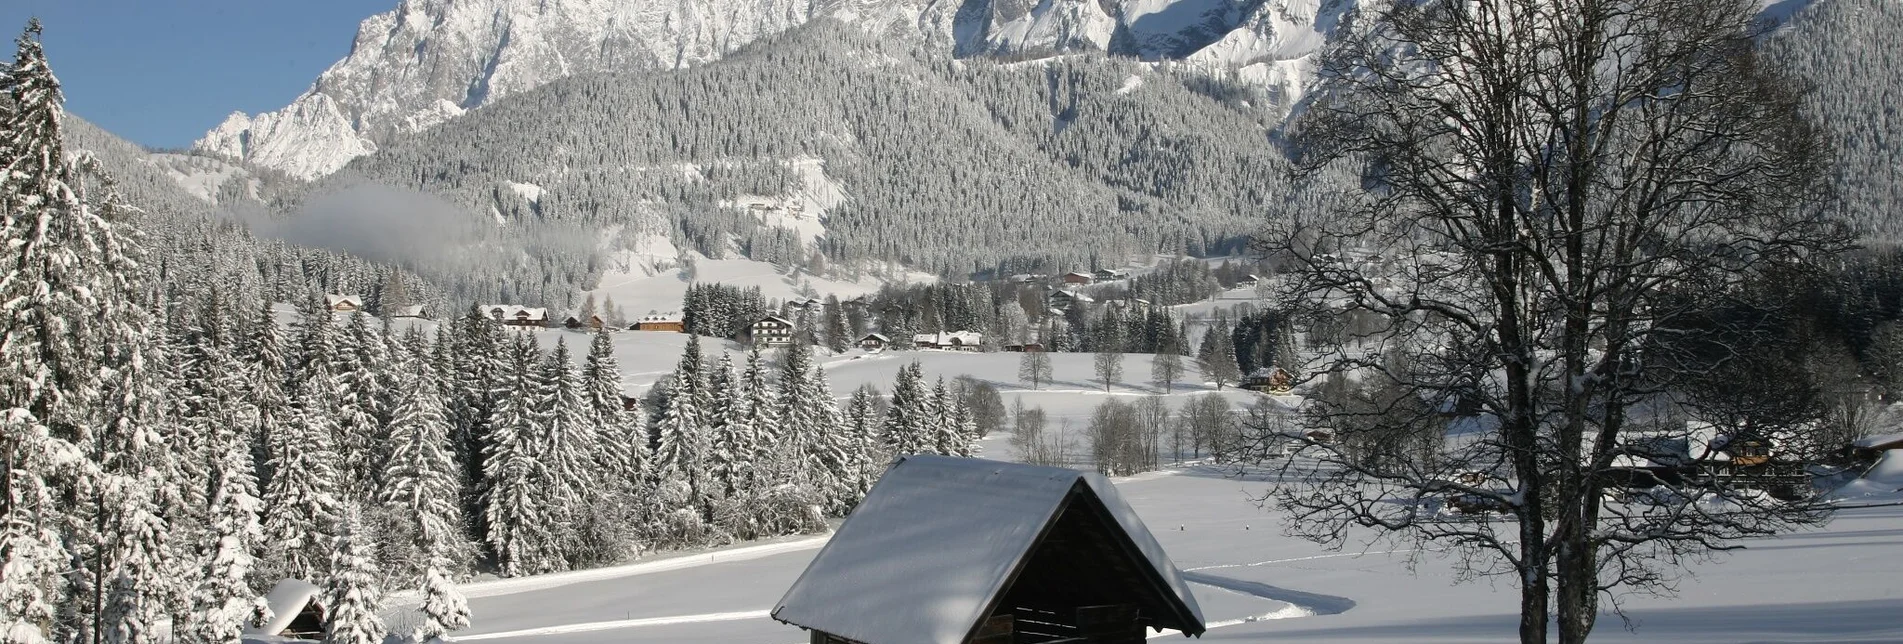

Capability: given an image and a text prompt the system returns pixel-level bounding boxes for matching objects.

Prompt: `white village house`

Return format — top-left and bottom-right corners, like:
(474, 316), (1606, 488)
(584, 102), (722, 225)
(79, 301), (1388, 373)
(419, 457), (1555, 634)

(481, 304), (549, 328)
(747, 315), (797, 346)
(913, 331), (982, 351)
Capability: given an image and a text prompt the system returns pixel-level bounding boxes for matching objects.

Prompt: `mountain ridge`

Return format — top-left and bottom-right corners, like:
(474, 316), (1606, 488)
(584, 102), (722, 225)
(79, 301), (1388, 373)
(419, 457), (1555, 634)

(192, 0), (1353, 179)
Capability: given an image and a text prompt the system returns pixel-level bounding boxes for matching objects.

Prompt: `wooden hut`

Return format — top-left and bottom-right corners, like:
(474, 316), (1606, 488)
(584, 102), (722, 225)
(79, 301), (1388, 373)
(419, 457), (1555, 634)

(323, 294), (363, 312)
(635, 313), (685, 333)
(563, 314), (605, 331)
(773, 456), (1205, 644)
(389, 304), (429, 319)
(244, 578), (324, 639)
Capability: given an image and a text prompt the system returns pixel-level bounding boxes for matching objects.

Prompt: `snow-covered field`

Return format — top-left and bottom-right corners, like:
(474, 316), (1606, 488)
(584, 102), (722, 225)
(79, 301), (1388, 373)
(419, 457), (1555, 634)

(424, 453), (1903, 643)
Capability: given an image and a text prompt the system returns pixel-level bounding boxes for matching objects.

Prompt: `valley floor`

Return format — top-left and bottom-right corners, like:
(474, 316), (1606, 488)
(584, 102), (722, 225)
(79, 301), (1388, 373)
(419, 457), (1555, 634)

(416, 454), (1903, 643)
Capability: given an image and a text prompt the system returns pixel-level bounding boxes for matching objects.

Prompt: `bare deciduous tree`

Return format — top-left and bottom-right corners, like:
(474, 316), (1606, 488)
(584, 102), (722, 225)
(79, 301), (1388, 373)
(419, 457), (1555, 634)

(1018, 349), (1052, 391)
(1087, 399), (1148, 476)
(1255, 0), (1851, 642)
(1134, 395), (1171, 471)
(1179, 393), (1236, 462)
(1093, 350), (1123, 393)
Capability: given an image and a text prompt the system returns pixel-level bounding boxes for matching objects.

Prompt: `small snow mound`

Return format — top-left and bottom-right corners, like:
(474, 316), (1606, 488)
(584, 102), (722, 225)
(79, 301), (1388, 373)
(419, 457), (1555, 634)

(1116, 74), (1144, 94)
(1835, 452), (1903, 501)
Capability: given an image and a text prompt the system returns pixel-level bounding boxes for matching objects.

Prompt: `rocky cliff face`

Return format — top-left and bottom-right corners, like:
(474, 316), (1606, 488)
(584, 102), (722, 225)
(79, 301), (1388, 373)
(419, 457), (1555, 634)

(195, 0), (1355, 179)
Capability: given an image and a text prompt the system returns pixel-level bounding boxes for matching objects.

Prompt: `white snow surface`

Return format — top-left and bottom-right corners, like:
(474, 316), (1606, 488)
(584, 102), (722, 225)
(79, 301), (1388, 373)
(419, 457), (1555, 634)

(411, 460), (1903, 643)
(772, 456), (1203, 644)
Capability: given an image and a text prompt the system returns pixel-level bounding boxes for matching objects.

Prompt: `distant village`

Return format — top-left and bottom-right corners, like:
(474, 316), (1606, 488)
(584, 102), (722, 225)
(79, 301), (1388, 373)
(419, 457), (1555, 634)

(314, 260), (1301, 396)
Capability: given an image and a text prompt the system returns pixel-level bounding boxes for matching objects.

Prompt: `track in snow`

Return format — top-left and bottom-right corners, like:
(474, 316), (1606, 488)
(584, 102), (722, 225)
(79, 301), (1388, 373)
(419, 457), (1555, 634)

(455, 535), (830, 599)
(449, 610), (769, 641)
(1182, 572), (1358, 616)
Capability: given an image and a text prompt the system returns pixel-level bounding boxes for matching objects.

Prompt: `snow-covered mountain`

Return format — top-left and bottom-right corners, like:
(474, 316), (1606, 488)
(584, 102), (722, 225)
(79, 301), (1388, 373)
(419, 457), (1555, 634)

(194, 0), (1357, 179)
(194, 0), (822, 178)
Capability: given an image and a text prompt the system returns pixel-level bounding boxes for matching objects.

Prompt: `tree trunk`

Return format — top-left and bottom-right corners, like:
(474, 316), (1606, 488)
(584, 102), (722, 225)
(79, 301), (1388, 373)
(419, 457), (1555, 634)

(1520, 564), (1551, 644)
(1556, 529), (1597, 644)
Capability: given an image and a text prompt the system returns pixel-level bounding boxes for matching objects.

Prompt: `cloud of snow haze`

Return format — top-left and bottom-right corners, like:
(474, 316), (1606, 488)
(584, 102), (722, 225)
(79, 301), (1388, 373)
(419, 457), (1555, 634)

(264, 181), (487, 267)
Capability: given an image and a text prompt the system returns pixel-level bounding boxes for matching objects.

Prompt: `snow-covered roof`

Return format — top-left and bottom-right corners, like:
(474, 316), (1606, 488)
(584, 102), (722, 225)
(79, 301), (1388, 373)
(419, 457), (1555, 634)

(1063, 271), (1094, 279)
(773, 456), (1204, 644)
(860, 333), (891, 342)
(245, 578), (320, 636)
(638, 312), (683, 323)
(912, 331), (982, 346)
(756, 314), (794, 327)
(323, 293), (363, 309)
(481, 304), (548, 321)
(1855, 432), (1903, 450)
(390, 304), (427, 318)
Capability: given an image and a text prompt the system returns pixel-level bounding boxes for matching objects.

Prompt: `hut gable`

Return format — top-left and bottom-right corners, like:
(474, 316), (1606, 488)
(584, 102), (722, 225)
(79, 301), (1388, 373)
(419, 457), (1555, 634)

(245, 578), (324, 639)
(772, 456), (1204, 644)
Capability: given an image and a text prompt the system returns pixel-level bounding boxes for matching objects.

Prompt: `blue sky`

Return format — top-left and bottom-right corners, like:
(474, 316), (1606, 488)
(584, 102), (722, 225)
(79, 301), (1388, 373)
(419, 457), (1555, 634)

(0, 1), (392, 150)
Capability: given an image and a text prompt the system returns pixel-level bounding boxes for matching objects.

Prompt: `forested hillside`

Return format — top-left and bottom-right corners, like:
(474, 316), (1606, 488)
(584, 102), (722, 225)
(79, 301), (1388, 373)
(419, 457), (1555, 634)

(1768, 0), (1903, 240)
(318, 21), (1290, 294)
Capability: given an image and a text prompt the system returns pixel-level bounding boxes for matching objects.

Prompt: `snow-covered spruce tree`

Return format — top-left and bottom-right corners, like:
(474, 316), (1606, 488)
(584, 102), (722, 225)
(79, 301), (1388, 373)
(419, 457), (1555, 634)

(1195, 315), (1235, 390)
(447, 307), (504, 532)
(821, 296), (849, 353)
(929, 378), (960, 456)
(949, 391), (978, 458)
(188, 382), (268, 644)
(646, 336), (722, 548)
(377, 351), (467, 580)
(0, 23), (185, 641)
(334, 311), (387, 500)
(481, 334), (549, 576)
(244, 297), (291, 493)
(180, 326), (270, 644)
(377, 353), (470, 641)
(705, 352), (747, 499)
(806, 367), (859, 515)
(772, 341), (821, 484)
(414, 549), (470, 643)
(580, 330), (642, 558)
(536, 339), (607, 568)
(322, 508), (386, 644)
(736, 345), (778, 492)
(845, 386), (886, 500)
(880, 362), (929, 456)
(261, 296), (351, 584)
